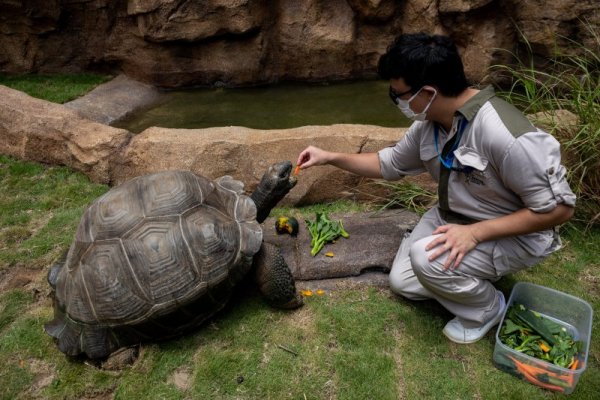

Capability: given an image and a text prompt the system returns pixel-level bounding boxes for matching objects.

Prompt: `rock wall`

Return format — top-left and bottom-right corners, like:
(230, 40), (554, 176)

(1, 0), (598, 88)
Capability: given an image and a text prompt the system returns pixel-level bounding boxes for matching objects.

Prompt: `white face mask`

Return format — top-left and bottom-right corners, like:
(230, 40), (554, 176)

(396, 87), (437, 121)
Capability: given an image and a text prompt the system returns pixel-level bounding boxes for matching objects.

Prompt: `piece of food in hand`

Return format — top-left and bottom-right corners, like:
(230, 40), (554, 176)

(293, 165), (301, 176)
(275, 216), (300, 236)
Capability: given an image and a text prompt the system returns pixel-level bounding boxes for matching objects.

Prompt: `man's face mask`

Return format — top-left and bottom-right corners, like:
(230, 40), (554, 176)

(390, 86), (437, 121)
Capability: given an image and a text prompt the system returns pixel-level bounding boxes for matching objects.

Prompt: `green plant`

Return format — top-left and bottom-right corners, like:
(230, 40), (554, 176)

(305, 212), (349, 256)
(374, 180), (437, 215)
(491, 20), (600, 224)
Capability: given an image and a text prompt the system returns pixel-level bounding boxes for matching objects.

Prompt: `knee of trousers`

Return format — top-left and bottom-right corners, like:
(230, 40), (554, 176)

(409, 237), (445, 282)
(388, 260), (426, 300)
(389, 266), (409, 296)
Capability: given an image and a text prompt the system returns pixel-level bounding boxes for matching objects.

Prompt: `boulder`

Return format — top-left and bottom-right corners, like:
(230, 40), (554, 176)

(110, 124), (412, 205)
(64, 75), (163, 125)
(0, 85), (131, 183)
(264, 209), (420, 280)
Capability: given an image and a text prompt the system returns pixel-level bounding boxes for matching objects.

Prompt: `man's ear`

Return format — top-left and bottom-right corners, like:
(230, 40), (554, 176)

(421, 86), (438, 100)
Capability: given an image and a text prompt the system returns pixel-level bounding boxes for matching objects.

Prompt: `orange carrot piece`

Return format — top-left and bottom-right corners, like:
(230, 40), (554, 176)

(293, 165), (301, 176)
(569, 358), (579, 370)
(539, 341), (551, 353)
(508, 355), (566, 392)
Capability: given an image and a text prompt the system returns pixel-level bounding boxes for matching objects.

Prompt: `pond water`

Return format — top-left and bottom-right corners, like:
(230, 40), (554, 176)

(114, 80), (412, 133)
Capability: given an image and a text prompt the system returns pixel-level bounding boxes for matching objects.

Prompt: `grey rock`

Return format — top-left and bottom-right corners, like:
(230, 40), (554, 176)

(263, 209), (420, 281)
(64, 75), (163, 125)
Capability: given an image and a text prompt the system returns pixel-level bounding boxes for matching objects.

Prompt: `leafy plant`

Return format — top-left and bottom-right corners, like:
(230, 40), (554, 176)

(305, 212), (349, 256)
(492, 20), (600, 224)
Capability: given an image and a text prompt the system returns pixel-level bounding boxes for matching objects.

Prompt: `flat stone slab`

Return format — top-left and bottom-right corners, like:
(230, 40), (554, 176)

(263, 209), (419, 281)
(64, 75), (163, 125)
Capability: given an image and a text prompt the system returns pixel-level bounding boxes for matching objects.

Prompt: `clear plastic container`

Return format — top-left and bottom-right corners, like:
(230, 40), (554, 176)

(493, 282), (593, 394)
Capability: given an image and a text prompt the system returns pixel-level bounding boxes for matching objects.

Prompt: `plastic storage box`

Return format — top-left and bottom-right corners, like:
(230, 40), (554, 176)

(493, 282), (593, 394)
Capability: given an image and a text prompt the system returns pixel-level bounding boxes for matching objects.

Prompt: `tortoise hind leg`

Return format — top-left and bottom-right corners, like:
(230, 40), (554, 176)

(44, 306), (123, 360)
(253, 242), (303, 309)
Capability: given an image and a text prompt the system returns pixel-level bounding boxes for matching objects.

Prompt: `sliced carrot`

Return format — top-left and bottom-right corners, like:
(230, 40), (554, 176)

(521, 368), (566, 392)
(293, 165), (301, 176)
(508, 355), (548, 376)
(539, 341), (551, 353)
(508, 355), (567, 392)
(569, 358), (579, 370)
(564, 358), (581, 388)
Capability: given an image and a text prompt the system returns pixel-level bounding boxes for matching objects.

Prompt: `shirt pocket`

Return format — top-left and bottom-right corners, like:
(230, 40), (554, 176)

(453, 146), (499, 198)
(454, 146), (488, 171)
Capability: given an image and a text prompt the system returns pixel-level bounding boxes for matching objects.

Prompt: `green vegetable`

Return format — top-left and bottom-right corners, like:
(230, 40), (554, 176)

(305, 212), (349, 256)
(499, 303), (583, 368)
(511, 305), (557, 345)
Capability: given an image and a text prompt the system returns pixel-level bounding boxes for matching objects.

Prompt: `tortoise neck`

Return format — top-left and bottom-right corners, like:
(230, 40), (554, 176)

(250, 186), (286, 224)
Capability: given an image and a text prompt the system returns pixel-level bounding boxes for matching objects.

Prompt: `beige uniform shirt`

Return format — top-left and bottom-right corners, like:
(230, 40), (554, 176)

(378, 86), (576, 257)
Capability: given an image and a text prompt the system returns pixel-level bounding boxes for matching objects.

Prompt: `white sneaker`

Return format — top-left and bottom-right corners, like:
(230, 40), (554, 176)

(442, 290), (506, 344)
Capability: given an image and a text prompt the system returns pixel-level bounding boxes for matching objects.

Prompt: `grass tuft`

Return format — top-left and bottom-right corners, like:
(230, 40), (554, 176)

(0, 73), (111, 104)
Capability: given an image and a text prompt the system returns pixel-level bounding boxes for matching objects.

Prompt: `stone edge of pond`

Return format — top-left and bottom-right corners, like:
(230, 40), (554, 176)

(64, 74), (163, 125)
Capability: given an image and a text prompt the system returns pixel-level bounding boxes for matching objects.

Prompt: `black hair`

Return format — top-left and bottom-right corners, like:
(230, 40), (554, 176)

(377, 33), (470, 97)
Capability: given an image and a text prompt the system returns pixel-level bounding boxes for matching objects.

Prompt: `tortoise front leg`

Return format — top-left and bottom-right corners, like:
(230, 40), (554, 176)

(253, 242), (303, 309)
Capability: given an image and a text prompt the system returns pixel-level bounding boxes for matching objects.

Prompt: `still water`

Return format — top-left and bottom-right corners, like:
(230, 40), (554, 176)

(114, 80), (412, 133)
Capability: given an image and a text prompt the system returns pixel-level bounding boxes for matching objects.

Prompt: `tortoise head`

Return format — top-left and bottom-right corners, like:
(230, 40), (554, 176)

(250, 161), (297, 223)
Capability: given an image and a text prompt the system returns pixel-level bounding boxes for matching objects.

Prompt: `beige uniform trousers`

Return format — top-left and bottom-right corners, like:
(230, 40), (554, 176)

(389, 207), (550, 328)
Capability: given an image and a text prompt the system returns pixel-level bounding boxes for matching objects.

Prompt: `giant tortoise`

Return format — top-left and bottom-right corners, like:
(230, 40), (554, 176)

(45, 161), (302, 361)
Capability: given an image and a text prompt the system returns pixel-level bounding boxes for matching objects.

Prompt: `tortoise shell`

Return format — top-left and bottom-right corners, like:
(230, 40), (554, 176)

(48, 171), (262, 357)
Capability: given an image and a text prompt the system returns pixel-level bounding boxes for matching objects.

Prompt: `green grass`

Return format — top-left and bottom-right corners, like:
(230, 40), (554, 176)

(372, 180), (437, 216)
(0, 154), (108, 272)
(0, 155), (598, 399)
(0, 73), (111, 104)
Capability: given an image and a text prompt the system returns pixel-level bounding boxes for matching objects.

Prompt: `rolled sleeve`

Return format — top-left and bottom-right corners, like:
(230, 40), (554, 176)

(502, 131), (576, 213)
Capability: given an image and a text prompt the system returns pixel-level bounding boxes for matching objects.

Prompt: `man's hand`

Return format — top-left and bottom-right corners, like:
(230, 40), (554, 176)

(296, 146), (332, 170)
(425, 224), (480, 270)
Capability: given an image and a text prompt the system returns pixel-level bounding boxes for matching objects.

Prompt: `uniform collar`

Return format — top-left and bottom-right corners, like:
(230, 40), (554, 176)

(456, 85), (496, 121)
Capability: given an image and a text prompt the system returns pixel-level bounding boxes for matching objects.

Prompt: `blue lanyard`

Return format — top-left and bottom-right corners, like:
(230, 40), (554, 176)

(434, 118), (472, 172)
